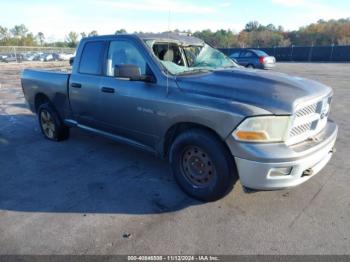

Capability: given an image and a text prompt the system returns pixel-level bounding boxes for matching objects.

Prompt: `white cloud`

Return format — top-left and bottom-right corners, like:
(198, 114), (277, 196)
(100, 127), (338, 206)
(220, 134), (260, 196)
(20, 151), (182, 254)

(99, 0), (216, 14)
(271, 0), (349, 29)
(219, 1), (232, 7)
(271, 0), (308, 7)
(271, 0), (347, 15)
(22, 8), (242, 42)
(5, 0), (348, 42)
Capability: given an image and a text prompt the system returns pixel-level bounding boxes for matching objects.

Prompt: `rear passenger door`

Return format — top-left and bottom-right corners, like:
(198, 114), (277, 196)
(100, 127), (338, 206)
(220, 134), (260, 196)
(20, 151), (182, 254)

(69, 41), (106, 128)
(238, 50), (255, 66)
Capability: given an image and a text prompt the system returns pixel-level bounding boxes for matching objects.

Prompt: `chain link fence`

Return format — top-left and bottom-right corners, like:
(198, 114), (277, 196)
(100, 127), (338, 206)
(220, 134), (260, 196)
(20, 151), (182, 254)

(3, 45), (349, 63)
(0, 46), (75, 63)
(220, 45), (350, 62)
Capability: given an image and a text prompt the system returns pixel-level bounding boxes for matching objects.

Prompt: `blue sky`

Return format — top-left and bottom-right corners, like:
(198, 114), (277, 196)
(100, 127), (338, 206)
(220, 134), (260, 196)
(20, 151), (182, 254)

(1, 0), (350, 41)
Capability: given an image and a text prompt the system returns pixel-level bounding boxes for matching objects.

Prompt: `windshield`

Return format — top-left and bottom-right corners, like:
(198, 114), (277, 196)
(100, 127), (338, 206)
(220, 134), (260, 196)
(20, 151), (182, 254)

(253, 50), (268, 56)
(151, 42), (238, 75)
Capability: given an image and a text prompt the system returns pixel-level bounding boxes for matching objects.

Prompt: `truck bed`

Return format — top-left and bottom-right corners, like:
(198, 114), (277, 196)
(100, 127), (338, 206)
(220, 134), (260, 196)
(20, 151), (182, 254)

(21, 69), (71, 117)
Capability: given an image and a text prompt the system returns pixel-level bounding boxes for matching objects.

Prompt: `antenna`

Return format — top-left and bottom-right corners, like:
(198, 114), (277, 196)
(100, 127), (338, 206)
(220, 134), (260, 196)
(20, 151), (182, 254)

(166, 8), (171, 96)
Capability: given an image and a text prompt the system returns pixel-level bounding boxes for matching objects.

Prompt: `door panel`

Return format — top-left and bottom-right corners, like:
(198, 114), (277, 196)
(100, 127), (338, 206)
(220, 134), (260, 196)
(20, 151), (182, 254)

(239, 51), (255, 66)
(69, 74), (103, 127)
(68, 40), (106, 128)
(99, 76), (161, 147)
(98, 39), (162, 147)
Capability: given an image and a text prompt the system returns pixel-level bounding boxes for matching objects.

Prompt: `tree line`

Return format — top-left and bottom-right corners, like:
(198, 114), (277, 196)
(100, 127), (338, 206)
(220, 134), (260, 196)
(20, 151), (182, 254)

(1, 18), (350, 48)
(194, 18), (350, 48)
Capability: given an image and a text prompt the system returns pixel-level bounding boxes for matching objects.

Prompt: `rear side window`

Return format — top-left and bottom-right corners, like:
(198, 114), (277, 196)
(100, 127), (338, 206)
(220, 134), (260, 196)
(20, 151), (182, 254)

(241, 51), (254, 58)
(230, 51), (240, 58)
(254, 50), (268, 56)
(79, 41), (105, 75)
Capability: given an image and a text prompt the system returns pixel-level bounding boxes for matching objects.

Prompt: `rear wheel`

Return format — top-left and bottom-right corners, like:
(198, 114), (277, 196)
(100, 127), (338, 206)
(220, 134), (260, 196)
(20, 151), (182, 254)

(169, 129), (238, 202)
(38, 103), (69, 141)
(246, 64), (255, 69)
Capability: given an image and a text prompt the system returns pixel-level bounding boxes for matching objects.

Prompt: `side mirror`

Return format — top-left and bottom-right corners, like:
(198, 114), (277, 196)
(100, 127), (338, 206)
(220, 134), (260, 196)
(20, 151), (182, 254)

(69, 57), (74, 66)
(114, 64), (155, 82)
(114, 64), (141, 79)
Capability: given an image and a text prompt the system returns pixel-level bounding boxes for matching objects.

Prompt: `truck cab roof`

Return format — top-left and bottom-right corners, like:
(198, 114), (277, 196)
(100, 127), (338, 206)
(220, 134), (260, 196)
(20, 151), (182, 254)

(82, 33), (204, 46)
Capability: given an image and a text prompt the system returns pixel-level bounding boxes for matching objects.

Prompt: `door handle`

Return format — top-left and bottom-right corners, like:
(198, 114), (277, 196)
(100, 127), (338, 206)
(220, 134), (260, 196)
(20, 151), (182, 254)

(101, 87), (115, 93)
(71, 83), (82, 88)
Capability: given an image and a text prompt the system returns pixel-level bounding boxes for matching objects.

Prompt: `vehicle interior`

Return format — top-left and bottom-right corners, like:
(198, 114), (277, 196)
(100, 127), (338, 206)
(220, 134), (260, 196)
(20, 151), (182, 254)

(145, 39), (237, 75)
(152, 43), (186, 66)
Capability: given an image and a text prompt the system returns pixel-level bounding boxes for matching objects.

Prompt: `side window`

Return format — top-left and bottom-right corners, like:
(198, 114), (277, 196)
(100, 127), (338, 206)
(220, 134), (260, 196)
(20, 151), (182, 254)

(106, 40), (147, 76)
(230, 51), (240, 58)
(241, 51), (254, 58)
(79, 41), (105, 75)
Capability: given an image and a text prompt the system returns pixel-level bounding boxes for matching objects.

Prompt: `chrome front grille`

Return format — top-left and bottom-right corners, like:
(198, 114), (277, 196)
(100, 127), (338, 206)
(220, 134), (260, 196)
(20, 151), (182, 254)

(289, 122), (312, 137)
(287, 95), (332, 144)
(295, 103), (317, 117)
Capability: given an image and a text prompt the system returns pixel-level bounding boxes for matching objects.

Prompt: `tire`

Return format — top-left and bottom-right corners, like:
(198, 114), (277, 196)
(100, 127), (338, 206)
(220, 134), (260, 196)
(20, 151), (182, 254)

(169, 128), (238, 202)
(246, 64), (255, 69)
(38, 103), (69, 141)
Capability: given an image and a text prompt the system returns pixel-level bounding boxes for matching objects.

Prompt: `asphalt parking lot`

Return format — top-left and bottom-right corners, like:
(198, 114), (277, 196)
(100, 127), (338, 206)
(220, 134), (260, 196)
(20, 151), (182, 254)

(0, 62), (349, 255)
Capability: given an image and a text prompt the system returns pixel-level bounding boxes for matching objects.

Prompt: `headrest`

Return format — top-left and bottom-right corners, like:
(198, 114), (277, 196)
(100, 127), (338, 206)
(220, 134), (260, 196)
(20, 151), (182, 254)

(163, 49), (174, 62)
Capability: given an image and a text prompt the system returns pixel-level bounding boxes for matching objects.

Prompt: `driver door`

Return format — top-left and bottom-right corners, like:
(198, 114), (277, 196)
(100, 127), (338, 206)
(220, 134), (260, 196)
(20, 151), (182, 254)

(97, 39), (161, 147)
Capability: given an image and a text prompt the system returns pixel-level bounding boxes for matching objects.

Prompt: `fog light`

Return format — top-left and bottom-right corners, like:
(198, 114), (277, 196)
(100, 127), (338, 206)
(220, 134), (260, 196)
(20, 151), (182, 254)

(269, 167), (292, 177)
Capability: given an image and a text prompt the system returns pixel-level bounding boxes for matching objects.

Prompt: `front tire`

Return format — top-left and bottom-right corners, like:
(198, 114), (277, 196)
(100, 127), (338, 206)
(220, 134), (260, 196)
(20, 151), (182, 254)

(169, 129), (238, 202)
(38, 103), (69, 141)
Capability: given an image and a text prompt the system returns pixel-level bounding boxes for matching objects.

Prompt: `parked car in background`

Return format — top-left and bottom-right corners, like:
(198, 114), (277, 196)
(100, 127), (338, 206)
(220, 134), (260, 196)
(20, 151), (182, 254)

(2, 54), (24, 63)
(23, 53), (37, 61)
(0, 54), (7, 62)
(36, 53), (57, 62)
(44, 53), (54, 62)
(58, 53), (74, 61)
(230, 49), (276, 69)
(0, 51), (75, 63)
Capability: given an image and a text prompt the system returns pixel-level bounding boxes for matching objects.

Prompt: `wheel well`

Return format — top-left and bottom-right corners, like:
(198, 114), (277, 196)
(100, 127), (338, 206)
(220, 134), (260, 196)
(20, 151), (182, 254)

(34, 93), (50, 112)
(163, 122), (226, 158)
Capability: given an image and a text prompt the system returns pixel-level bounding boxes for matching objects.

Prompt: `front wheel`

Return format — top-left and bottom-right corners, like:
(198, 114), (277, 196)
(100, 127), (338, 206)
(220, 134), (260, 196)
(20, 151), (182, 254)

(38, 103), (69, 141)
(169, 129), (238, 202)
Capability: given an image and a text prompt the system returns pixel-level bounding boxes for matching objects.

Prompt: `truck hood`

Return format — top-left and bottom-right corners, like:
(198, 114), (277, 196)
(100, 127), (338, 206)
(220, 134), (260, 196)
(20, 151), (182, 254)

(175, 68), (332, 114)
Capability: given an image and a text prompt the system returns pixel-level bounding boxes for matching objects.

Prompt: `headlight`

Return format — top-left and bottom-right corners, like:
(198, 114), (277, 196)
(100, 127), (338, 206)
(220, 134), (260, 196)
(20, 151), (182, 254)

(233, 116), (292, 142)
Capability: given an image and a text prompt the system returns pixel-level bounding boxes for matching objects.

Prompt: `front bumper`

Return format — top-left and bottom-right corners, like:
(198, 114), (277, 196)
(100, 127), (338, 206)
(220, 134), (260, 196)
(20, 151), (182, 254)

(226, 120), (338, 190)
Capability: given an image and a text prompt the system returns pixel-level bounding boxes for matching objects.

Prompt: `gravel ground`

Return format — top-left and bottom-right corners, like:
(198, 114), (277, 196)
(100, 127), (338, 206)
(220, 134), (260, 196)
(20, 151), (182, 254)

(0, 62), (349, 255)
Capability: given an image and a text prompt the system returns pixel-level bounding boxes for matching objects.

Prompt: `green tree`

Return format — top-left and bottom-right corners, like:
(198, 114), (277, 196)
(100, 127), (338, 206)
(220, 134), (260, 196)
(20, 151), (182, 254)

(10, 24), (28, 38)
(88, 30), (98, 37)
(115, 29), (127, 34)
(37, 32), (45, 46)
(65, 31), (79, 48)
(0, 26), (9, 40)
(1, 18), (350, 48)
(22, 33), (36, 46)
(244, 21), (260, 32)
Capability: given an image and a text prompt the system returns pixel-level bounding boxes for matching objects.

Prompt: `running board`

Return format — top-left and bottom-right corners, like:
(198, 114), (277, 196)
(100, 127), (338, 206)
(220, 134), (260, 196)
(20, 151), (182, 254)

(64, 119), (157, 155)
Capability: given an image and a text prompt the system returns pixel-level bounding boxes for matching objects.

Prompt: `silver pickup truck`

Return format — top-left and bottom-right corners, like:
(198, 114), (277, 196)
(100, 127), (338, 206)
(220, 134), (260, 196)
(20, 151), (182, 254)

(21, 33), (338, 201)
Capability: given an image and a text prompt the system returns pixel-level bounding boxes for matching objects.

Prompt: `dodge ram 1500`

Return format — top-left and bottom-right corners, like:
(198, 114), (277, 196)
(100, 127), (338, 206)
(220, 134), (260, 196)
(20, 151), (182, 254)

(21, 33), (338, 201)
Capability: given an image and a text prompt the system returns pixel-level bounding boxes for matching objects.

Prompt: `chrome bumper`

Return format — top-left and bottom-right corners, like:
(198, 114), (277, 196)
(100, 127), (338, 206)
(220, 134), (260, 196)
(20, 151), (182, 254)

(226, 120), (338, 190)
